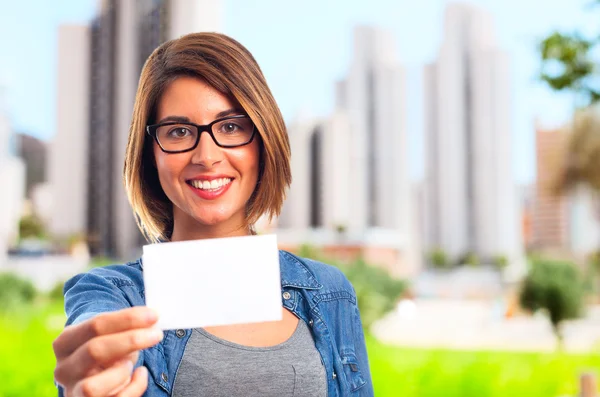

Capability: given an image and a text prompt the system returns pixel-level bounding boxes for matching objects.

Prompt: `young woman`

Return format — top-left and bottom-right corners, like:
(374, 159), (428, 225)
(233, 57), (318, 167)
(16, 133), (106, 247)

(53, 32), (373, 397)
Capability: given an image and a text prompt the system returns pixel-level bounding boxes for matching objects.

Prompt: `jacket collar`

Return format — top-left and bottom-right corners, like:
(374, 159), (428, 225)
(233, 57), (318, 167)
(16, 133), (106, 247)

(279, 250), (322, 290)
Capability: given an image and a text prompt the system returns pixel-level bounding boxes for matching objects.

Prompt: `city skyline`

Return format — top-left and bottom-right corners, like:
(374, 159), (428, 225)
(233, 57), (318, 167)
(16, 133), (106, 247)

(423, 3), (522, 261)
(50, 0), (223, 260)
(278, 25), (420, 277)
(280, 25), (411, 234)
(1, 0), (598, 185)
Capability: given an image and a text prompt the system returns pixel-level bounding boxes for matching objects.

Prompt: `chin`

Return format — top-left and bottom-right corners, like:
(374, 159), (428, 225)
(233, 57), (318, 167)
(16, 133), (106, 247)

(193, 209), (237, 227)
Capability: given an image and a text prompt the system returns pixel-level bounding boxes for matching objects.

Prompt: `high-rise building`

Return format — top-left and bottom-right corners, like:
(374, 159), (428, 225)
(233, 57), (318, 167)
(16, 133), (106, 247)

(49, 24), (90, 240)
(0, 102), (25, 264)
(424, 3), (522, 262)
(52, 0), (222, 259)
(336, 26), (410, 233)
(278, 111), (352, 231)
(15, 133), (47, 197)
(278, 27), (420, 277)
(281, 26), (411, 234)
(532, 124), (570, 250)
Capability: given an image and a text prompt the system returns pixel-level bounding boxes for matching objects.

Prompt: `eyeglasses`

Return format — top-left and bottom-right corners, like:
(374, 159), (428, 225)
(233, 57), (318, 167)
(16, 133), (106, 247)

(146, 115), (256, 153)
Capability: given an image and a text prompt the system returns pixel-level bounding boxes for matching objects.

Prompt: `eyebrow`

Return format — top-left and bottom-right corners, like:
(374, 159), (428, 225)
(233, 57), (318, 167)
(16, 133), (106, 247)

(156, 108), (246, 125)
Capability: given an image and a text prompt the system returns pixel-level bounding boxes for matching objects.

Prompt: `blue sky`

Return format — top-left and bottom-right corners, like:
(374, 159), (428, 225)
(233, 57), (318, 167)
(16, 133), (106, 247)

(0, 0), (597, 183)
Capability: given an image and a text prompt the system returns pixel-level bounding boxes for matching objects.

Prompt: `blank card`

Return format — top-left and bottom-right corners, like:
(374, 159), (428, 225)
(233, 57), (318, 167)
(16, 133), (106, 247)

(142, 234), (282, 330)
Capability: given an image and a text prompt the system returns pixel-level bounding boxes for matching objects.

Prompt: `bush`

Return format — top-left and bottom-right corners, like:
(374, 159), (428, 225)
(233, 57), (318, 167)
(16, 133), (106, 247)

(295, 245), (407, 328)
(456, 251), (480, 267)
(18, 214), (47, 240)
(343, 258), (407, 328)
(48, 281), (65, 303)
(428, 248), (450, 269)
(0, 273), (37, 313)
(492, 254), (509, 270)
(519, 259), (584, 348)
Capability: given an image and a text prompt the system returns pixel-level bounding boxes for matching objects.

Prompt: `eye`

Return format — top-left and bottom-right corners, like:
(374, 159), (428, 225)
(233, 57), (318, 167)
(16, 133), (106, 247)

(221, 122), (240, 134)
(168, 127), (192, 138)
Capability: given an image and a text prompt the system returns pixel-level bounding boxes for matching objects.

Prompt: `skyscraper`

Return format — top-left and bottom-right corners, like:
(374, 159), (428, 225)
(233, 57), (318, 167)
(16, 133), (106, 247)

(532, 124), (570, 250)
(278, 26), (420, 276)
(281, 26), (411, 237)
(50, 24), (90, 240)
(278, 111), (352, 231)
(337, 26), (410, 233)
(15, 133), (47, 198)
(52, 0), (222, 259)
(424, 3), (522, 262)
(0, 99), (25, 264)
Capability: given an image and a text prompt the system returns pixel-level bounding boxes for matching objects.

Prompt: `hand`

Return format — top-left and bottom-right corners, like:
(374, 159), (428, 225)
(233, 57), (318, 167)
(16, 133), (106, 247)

(53, 307), (163, 397)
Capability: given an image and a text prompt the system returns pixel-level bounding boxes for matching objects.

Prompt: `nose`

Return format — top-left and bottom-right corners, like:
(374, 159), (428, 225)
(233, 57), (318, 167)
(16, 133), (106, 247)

(190, 131), (224, 168)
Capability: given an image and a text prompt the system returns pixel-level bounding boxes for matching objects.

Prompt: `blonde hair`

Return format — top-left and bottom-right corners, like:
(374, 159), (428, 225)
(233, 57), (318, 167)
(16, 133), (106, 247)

(124, 32), (291, 242)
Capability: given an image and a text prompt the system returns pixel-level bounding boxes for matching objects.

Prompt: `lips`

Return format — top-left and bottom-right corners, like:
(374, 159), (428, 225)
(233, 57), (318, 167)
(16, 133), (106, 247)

(186, 176), (234, 200)
(187, 177), (232, 191)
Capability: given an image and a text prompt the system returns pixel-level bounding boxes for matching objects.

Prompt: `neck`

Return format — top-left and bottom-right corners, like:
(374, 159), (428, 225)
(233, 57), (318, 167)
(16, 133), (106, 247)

(170, 220), (252, 242)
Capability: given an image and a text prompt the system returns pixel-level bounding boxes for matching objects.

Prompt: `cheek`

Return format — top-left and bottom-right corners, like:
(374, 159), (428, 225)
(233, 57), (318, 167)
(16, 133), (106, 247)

(231, 145), (260, 183)
(154, 150), (187, 189)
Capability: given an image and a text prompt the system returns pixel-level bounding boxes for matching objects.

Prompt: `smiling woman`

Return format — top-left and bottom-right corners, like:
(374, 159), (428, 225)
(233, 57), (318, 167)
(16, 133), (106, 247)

(52, 32), (373, 397)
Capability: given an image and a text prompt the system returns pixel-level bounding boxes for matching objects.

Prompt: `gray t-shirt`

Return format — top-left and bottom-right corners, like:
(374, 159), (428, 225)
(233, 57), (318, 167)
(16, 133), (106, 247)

(172, 319), (327, 396)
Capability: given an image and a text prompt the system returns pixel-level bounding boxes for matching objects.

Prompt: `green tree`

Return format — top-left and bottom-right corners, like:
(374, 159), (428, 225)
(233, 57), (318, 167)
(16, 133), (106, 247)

(428, 248), (450, 270)
(18, 214), (47, 240)
(343, 258), (407, 328)
(539, 31), (599, 107)
(493, 254), (509, 270)
(0, 273), (36, 312)
(293, 245), (407, 328)
(539, 4), (600, 300)
(463, 252), (480, 267)
(538, 6), (600, 193)
(519, 259), (584, 349)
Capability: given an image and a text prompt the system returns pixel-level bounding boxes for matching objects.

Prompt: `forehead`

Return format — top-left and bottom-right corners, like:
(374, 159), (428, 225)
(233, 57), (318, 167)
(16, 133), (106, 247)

(156, 76), (236, 122)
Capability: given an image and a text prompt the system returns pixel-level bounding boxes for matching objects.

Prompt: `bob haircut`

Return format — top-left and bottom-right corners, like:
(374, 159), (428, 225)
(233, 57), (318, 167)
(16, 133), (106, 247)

(124, 32), (291, 243)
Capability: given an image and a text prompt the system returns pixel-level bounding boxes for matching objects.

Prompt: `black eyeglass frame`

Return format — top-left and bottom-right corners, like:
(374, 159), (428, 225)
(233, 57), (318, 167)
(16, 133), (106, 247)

(146, 114), (257, 154)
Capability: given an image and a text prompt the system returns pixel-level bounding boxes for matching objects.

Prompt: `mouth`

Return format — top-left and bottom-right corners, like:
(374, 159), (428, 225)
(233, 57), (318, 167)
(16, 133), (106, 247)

(186, 177), (233, 191)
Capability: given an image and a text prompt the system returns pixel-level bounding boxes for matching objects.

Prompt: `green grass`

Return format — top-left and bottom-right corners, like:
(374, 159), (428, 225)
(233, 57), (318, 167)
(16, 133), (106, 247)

(0, 302), (65, 397)
(0, 303), (598, 397)
(367, 335), (600, 397)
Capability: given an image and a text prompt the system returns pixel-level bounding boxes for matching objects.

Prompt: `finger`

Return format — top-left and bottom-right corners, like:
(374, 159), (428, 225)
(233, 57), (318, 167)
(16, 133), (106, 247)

(54, 307), (158, 360)
(114, 366), (149, 397)
(55, 327), (162, 386)
(125, 351), (140, 368)
(56, 352), (137, 393)
(72, 360), (133, 397)
(87, 351), (138, 377)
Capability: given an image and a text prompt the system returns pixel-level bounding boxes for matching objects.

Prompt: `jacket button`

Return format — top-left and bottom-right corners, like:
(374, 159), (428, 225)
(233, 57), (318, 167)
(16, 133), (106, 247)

(282, 291), (291, 300)
(308, 319), (314, 327)
(175, 329), (185, 338)
(332, 372), (337, 380)
(161, 372), (168, 382)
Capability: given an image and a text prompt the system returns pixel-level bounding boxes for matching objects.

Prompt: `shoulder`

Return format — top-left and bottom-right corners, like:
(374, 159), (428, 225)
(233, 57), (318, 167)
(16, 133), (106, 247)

(64, 259), (144, 293)
(279, 250), (355, 295)
(62, 260), (145, 326)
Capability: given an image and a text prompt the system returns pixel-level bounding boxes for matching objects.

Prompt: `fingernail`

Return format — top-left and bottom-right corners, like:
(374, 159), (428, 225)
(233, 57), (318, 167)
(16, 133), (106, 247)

(148, 327), (164, 342)
(124, 360), (134, 373)
(145, 308), (158, 323)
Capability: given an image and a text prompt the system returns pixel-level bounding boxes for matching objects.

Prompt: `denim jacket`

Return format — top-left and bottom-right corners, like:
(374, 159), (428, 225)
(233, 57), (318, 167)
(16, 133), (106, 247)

(59, 250), (374, 396)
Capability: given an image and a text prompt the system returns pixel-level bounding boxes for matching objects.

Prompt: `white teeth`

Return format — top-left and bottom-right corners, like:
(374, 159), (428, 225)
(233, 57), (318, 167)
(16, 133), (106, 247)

(190, 178), (232, 190)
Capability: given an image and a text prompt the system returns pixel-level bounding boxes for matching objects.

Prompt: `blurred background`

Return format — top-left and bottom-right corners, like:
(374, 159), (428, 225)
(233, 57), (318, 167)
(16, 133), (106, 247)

(0, 0), (600, 395)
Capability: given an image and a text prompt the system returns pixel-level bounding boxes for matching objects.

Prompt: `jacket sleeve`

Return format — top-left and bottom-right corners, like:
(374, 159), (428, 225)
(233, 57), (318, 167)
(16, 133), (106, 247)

(63, 270), (134, 326)
(57, 270), (136, 396)
(352, 291), (375, 396)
